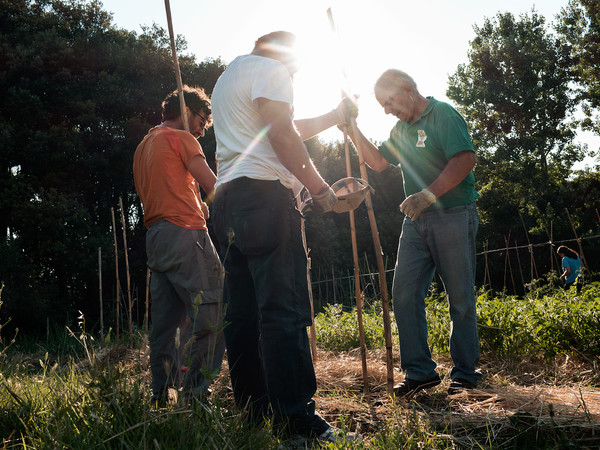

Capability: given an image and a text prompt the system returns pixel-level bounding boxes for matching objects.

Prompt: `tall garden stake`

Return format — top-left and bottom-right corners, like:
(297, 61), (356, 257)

(350, 117), (394, 393)
(111, 207), (120, 343)
(145, 267), (150, 336)
(565, 208), (589, 271)
(327, 7), (371, 395)
(119, 197), (133, 345)
(164, 0), (190, 133)
(98, 247), (104, 347)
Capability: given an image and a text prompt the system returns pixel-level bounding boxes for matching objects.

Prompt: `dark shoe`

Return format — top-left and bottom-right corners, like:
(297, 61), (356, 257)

(448, 378), (477, 395)
(150, 393), (168, 408)
(393, 374), (441, 397)
(278, 426), (359, 449)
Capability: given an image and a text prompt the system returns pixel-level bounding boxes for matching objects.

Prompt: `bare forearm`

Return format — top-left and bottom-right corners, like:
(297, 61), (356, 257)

(294, 110), (339, 141)
(427, 151), (477, 199)
(268, 124), (328, 194)
(258, 97), (328, 194)
(346, 121), (390, 172)
(188, 154), (217, 196)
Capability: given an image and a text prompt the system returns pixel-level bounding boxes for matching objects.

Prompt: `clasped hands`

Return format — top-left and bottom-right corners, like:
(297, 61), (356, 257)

(334, 96), (359, 127)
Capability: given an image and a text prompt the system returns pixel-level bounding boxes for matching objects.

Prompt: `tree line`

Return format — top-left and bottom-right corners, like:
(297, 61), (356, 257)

(0, 0), (598, 336)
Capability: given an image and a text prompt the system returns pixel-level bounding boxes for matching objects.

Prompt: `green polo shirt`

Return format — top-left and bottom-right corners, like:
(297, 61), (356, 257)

(378, 97), (479, 209)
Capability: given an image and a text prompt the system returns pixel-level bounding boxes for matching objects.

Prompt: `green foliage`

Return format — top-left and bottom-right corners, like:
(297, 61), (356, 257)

(315, 282), (600, 361)
(557, 0), (600, 135)
(477, 282), (600, 359)
(314, 301), (395, 351)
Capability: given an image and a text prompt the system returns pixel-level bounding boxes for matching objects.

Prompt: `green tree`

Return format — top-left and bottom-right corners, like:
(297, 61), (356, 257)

(557, 0), (600, 135)
(447, 10), (586, 247)
(0, 0), (225, 334)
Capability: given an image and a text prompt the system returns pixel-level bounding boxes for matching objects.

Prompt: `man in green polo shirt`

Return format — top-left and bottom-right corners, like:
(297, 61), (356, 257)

(346, 69), (481, 396)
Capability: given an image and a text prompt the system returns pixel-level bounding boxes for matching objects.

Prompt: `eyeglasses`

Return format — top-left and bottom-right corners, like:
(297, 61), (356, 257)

(192, 110), (208, 129)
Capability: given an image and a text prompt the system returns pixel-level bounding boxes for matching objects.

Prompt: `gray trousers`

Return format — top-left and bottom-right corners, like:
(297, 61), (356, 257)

(146, 219), (224, 399)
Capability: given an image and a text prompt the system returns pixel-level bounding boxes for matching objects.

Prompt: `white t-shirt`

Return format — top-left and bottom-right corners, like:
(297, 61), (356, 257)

(211, 54), (302, 195)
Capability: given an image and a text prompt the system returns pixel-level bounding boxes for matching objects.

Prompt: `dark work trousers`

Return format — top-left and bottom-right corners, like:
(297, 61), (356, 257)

(146, 220), (225, 400)
(212, 177), (325, 435)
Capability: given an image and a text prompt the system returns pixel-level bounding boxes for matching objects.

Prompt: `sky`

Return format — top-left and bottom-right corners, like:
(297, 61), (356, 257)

(100, 0), (598, 167)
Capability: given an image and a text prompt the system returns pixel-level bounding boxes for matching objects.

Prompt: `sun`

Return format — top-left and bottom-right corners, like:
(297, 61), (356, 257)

(281, 5), (395, 143)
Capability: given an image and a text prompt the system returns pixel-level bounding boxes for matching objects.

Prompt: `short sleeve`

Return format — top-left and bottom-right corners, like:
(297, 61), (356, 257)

(251, 60), (293, 105)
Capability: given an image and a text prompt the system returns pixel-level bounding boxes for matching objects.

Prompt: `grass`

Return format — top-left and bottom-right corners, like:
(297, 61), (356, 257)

(1, 279), (599, 448)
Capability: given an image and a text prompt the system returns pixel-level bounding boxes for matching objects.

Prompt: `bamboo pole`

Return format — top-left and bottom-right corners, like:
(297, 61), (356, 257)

(502, 236), (508, 295)
(514, 239), (526, 294)
(503, 233), (517, 296)
(484, 241), (492, 291)
(350, 119), (394, 394)
(331, 265), (336, 304)
(98, 247), (104, 347)
(119, 197), (133, 346)
(111, 207), (120, 343)
(519, 211), (539, 281)
(164, 0), (189, 132)
(341, 126), (369, 395)
(145, 267), (150, 336)
(565, 208), (589, 271)
(327, 6), (390, 392)
(549, 221), (554, 274)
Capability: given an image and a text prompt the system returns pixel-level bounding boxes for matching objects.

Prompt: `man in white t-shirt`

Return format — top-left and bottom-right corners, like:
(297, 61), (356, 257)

(211, 31), (356, 446)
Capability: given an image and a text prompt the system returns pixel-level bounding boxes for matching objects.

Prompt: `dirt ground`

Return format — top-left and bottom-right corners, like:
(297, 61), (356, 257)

(307, 349), (600, 445)
(103, 343), (600, 446)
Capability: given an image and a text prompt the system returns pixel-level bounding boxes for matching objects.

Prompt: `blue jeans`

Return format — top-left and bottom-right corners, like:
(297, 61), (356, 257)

(392, 202), (481, 385)
(211, 178), (326, 436)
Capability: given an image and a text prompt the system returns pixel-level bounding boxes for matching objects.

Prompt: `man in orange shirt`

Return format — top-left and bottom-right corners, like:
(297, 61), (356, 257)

(133, 86), (223, 407)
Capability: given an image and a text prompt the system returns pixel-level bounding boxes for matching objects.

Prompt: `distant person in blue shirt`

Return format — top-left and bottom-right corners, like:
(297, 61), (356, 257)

(557, 245), (582, 294)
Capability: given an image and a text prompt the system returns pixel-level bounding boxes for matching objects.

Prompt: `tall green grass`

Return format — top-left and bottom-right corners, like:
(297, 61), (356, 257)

(1, 279), (598, 448)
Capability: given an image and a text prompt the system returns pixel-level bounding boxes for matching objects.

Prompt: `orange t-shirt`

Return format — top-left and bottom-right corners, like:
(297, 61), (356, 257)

(133, 126), (207, 230)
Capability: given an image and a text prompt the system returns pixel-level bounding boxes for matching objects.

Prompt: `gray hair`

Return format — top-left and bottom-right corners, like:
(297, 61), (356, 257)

(375, 69), (418, 93)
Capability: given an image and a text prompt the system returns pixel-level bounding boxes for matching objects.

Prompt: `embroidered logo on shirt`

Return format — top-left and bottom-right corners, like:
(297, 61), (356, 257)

(416, 130), (427, 148)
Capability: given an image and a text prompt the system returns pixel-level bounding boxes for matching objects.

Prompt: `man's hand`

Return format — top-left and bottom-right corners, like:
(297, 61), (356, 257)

(334, 97), (358, 127)
(310, 186), (337, 213)
(200, 200), (210, 219)
(400, 189), (436, 221)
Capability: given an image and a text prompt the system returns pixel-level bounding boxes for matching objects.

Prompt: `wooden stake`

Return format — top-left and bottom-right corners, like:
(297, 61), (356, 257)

(98, 247), (104, 347)
(514, 239), (526, 294)
(484, 241), (492, 291)
(565, 208), (589, 271)
(164, 0), (189, 132)
(119, 197), (133, 346)
(504, 232), (517, 296)
(518, 211), (538, 281)
(145, 267), (150, 336)
(111, 207), (120, 343)
(350, 119), (394, 394)
(342, 126), (369, 395)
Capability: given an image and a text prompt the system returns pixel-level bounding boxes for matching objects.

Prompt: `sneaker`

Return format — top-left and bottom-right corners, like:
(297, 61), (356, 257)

(448, 378), (477, 395)
(316, 426), (359, 445)
(393, 374), (441, 397)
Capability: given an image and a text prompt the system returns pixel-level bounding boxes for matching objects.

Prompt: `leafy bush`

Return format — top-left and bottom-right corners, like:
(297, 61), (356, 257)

(314, 301), (396, 351)
(315, 281), (600, 359)
(477, 282), (600, 359)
